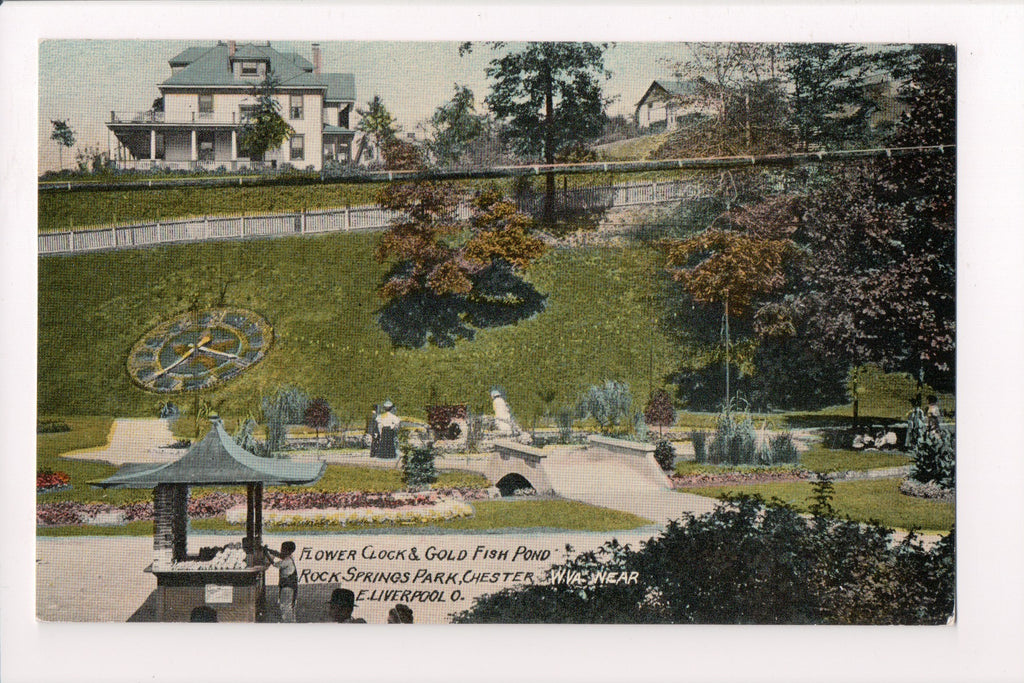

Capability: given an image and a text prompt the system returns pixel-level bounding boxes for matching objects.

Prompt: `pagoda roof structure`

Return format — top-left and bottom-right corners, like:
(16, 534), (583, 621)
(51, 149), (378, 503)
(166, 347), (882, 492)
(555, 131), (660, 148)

(92, 419), (325, 488)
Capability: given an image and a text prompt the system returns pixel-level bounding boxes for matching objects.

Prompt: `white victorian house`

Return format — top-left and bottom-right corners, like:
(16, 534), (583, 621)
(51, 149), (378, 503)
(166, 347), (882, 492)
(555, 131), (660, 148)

(107, 41), (356, 171)
(635, 79), (714, 132)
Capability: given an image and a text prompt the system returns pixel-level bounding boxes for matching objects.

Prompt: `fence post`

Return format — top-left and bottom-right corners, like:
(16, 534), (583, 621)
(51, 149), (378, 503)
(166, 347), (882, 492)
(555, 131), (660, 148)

(111, 226), (118, 248)
(300, 210), (306, 234)
(68, 231), (75, 252)
(344, 204), (351, 231)
(240, 215), (246, 237)
(204, 216), (210, 240)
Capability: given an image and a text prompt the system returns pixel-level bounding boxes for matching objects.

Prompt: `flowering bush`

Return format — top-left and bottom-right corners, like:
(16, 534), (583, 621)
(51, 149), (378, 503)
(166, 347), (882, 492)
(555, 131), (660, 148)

(427, 404), (467, 440)
(36, 469), (71, 493)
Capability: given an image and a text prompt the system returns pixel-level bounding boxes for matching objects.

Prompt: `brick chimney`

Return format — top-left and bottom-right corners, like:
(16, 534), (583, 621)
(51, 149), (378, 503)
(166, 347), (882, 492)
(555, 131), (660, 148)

(228, 40), (236, 58)
(312, 43), (321, 75)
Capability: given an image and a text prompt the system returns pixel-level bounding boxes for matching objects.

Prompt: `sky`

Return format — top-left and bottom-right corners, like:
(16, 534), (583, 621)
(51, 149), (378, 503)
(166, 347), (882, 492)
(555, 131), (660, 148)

(38, 40), (694, 173)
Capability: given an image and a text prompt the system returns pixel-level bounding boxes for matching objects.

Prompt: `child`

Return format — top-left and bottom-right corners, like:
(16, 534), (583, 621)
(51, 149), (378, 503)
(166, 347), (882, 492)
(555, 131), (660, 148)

(926, 395), (942, 433)
(264, 541), (298, 623)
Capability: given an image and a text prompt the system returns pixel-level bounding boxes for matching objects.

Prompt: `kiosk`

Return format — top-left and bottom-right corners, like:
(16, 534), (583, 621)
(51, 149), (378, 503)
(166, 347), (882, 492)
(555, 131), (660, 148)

(93, 418), (325, 622)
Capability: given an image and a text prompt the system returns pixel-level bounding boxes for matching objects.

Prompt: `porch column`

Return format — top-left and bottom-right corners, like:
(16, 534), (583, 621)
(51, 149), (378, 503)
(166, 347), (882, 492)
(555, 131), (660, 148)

(231, 129), (238, 167)
(191, 129), (198, 162)
(150, 129), (156, 160)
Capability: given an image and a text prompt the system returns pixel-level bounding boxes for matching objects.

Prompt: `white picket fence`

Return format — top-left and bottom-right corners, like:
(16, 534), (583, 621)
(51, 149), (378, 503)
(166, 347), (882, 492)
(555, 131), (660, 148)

(38, 178), (711, 255)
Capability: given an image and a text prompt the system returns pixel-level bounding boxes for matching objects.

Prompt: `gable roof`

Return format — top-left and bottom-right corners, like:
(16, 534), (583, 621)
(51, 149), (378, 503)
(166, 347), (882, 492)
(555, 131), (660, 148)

(91, 419), (326, 488)
(323, 73), (356, 102)
(160, 42), (353, 93)
(636, 79), (703, 108)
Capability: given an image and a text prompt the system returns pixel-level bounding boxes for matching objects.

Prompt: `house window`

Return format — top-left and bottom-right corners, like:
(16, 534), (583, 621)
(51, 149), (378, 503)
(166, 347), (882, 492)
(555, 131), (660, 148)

(239, 104), (258, 123)
(198, 94), (214, 114)
(241, 62), (259, 77)
(290, 94), (304, 120)
(290, 134), (304, 161)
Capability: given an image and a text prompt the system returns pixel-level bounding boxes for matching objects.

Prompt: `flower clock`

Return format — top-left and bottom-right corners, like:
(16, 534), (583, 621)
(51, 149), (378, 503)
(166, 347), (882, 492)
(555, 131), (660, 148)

(127, 307), (273, 392)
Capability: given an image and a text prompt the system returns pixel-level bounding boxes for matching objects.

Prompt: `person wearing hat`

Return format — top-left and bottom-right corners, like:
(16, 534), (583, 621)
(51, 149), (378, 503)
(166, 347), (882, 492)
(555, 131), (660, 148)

(328, 588), (366, 623)
(491, 388), (514, 436)
(387, 603), (414, 624)
(374, 400), (401, 459)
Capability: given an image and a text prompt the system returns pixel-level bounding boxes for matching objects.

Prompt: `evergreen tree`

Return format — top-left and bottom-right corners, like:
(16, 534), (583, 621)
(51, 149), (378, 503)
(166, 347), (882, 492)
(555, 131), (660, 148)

(427, 84), (484, 167)
(466, 42), (611, 224)
(237, 75), (294, 161)
(356, 95), (398, 160)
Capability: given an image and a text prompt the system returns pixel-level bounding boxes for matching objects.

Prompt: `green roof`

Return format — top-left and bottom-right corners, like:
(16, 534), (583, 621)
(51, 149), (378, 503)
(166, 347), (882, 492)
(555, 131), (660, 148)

(91, 419), (326, 488)
(323, 124), (355, 135)
(324, 73), (356, 102)
(160, 42), (353, 94)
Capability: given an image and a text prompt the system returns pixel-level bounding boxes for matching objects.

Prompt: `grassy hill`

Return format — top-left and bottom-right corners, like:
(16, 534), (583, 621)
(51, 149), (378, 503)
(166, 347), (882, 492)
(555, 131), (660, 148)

(39, 232), (679, 421)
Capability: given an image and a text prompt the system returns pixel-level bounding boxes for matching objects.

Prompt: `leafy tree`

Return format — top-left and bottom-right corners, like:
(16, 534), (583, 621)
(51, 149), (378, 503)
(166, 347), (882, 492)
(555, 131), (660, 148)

(374, 144), (546, 347)
(578, 380), (633, 433)
(238, 75), (294, 161)
(427, 84), (484, 166)
(50, 119), (75, 170)
(468, 41), (611, 224)
(782, 43), (875, 150)
(643, 390), (676, 435)
(357, 95), (398, 160)
(303, 397), (332, 442)
(665, 228), (797, 410)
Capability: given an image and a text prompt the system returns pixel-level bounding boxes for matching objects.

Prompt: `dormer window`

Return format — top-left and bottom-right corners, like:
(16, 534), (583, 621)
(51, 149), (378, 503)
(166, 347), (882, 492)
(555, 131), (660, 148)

(241, 62), (259, 77)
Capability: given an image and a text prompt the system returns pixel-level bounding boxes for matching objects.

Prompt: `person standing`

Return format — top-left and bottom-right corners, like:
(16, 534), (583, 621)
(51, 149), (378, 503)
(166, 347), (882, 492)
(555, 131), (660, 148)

(366, 403), (380, 457)
(375, 400), (401, 459)
(264, 541), (299, 623)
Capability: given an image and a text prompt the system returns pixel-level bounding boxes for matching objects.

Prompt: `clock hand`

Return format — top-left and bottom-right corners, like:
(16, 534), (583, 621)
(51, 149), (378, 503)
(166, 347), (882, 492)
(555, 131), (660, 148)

(197, 347), (241, 360)
(153, 345), (197, 378)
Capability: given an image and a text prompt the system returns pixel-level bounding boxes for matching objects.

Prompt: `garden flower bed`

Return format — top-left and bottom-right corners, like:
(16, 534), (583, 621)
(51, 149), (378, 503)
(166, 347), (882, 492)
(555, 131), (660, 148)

(226, 498), (475, 527)
(672, 469), (814, 488)
(36, 470), (71, 494)
(36, 488), (489, 526)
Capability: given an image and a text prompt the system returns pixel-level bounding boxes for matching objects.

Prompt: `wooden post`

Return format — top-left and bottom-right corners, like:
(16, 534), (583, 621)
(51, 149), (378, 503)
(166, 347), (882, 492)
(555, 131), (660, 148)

(300, 210), (306, 234)
(240, 215), (246, 237)
(245, 483), (255, 565)
(204, 216), (210, 240)
(111, 226), (118, 248)
(344, 204), (351, 231)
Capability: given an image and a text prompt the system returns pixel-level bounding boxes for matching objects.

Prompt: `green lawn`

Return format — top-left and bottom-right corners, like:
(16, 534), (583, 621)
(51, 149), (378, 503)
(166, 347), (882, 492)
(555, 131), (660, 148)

(38, 500), (650, 536)
(800, 445), (911, 473)
(677, 478), (954, 534)
(595, 133), (672, 161)
(39, 235), (678, 423)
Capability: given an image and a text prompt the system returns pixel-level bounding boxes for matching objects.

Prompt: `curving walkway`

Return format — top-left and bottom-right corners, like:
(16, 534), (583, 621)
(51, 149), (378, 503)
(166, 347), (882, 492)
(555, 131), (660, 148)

(61, 418), (178, 466)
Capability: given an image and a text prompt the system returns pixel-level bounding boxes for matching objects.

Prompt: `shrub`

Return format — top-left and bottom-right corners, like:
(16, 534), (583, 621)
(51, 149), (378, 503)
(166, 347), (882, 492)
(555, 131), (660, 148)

(708, 413), (757, 465)
(690, 430), (708, 464)
(402, 444), (438, 489)
(653, 441), (675, 472)
(454, 493), (955, 625)
(578, 380), (633, 433)
(556, 407), (574, 444)
(427, 404), (468, 440)
(910, 427), (955, 490)
(37, 419), (71, 434)
(764, 432), (800, 465)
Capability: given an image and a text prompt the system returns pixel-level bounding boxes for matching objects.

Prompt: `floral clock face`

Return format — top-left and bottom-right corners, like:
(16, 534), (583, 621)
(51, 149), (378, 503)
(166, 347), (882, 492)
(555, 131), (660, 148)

(127, 308), (272, 393)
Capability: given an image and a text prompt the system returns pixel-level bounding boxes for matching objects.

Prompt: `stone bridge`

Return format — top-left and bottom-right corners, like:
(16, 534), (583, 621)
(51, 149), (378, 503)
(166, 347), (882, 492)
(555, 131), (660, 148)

(484, 435), (673, 498)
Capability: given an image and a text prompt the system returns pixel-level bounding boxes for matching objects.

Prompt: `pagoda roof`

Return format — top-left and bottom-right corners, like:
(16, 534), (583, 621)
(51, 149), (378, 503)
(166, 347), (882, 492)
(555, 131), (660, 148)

(91, 419), (325, 488)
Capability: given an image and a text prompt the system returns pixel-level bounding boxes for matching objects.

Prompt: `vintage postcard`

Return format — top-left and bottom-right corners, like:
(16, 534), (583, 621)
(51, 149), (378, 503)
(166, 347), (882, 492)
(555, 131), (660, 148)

(6, 2), (1024, 682)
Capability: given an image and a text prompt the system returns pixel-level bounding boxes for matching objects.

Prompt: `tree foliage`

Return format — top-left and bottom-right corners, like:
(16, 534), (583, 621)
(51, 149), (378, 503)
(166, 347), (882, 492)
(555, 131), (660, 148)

(455, 495), (955, 624)
(643, 390), (676, 432)
(303, 397), (332, 440)
(237, 75), (294, 160)
(373, 146), (547, 347)
(427, 84), (485, 166)
(50, 119), (76, 170)
(357, 95), (398, 158)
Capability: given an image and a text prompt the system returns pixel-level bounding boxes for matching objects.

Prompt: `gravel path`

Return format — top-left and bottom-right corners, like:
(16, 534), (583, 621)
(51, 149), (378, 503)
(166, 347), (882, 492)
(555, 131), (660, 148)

(60, 418), (178, 466)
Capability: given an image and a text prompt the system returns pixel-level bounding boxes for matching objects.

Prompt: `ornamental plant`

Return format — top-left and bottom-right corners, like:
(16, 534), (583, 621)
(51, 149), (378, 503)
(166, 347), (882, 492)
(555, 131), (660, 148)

(653, 441), (676, 472)
(644, 390), (676, 436)
(402, 444), (438, 489)
(910, 427), (955, 490)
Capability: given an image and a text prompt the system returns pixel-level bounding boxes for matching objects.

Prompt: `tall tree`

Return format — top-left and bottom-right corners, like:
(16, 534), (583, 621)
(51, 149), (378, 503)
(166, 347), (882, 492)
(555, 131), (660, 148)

(467, 42), (611, 224)
(237, 75), (294, 161)
(795, 45), (955, 390)
(782, 43), (874, 151)
(356, 95), (398, 161)
(50, 119), (75, 171)
(427, 84), (484, 167)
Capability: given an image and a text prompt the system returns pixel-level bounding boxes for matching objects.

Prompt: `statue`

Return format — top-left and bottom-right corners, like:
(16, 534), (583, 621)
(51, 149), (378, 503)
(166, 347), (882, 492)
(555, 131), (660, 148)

(490, 389), (531, 444)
